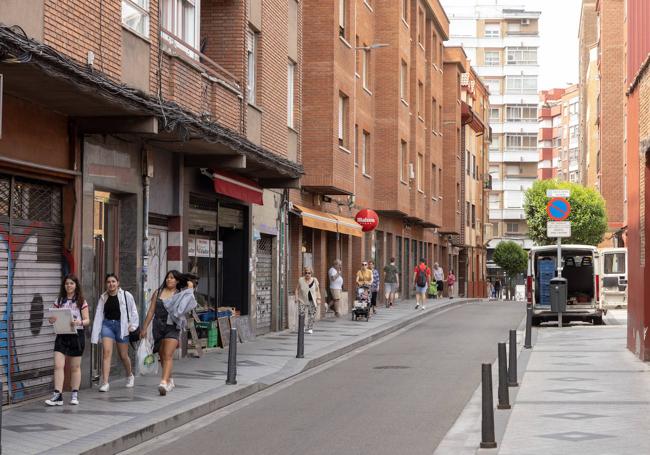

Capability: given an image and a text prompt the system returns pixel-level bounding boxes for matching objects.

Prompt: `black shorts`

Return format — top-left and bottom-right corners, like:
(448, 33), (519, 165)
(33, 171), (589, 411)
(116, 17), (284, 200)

(153, 318), (180, 353)
(54, 331), (85, 357)
(371, 291), (378, 306)
(436, 281), (444, 292)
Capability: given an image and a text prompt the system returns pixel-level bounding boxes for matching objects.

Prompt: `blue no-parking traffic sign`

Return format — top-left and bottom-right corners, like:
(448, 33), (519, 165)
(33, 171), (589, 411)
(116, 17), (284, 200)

(546, 197), (571, 221)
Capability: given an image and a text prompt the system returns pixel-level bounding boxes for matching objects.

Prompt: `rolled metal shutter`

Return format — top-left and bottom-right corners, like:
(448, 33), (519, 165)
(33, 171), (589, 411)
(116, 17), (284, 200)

(0, 175), (63, 404)
(255, 235), (273, 334)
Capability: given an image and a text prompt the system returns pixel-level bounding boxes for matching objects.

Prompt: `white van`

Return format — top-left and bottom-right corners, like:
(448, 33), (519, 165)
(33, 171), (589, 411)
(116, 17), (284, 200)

(599, 247), (627, 308)
(526, 245), (603, 325)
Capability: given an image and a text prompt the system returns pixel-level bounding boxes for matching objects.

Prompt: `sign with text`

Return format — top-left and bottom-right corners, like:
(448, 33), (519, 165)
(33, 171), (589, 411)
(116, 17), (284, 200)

(546, 189), (571, 198)
(547, 221), (571, 238)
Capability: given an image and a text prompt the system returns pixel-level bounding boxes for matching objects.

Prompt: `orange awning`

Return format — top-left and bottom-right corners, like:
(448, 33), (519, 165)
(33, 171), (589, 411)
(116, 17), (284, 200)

(294, 205), (363, 237)
(331, 214), (363, 238)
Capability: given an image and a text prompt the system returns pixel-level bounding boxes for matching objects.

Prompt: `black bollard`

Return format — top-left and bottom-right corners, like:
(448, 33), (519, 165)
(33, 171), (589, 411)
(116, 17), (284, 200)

(497, 343), (510, 409)
(508, 329), (518, 387)
(524, 305), (533, 349)
(1, 378), (3, 455)
(296, 313), (305, 359)
(480, 363), (497, 449)
(226, 327), (238, 385)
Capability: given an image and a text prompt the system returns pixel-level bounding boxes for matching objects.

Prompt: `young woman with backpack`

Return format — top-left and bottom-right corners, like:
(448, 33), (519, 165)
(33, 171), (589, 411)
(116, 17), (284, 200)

(413, 259), (431, 310)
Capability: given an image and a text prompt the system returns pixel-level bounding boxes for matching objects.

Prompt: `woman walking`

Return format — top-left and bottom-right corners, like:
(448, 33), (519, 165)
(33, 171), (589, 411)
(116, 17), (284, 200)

(45, 274), (90, 406)
(295, 267), (321, 334)
(91, 274), (139, 392)
(447, 270), (457, 298)
(369, 260), (380, 314)
(140, 271), (198, 395)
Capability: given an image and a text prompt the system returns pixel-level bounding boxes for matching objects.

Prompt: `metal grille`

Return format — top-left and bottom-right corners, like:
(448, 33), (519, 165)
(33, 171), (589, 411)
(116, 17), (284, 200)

(11, 178), (61, 224)
(0, 176), (9, 217)
(255, 235), (273, 334)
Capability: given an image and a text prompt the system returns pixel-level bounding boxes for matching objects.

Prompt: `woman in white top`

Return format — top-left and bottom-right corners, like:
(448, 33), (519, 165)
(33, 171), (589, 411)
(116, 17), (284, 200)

(91, 274), (139, 392)
(295, 267), (321, 334)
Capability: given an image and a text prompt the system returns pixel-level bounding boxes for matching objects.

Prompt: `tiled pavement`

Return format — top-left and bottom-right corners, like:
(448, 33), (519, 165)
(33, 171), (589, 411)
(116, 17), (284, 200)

(1, 297), (477, 455)
(496, 323), (650, 455)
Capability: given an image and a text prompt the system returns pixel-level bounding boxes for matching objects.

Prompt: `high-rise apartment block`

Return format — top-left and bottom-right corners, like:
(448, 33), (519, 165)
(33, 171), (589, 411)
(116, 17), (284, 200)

(442, 2), (540, 278)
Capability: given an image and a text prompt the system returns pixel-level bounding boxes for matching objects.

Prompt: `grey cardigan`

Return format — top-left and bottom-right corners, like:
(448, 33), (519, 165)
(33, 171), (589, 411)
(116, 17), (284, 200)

(162, 288), (198, 330)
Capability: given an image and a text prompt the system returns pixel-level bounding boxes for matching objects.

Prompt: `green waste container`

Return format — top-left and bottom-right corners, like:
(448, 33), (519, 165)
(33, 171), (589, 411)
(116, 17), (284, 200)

(207, 324), (218, 348)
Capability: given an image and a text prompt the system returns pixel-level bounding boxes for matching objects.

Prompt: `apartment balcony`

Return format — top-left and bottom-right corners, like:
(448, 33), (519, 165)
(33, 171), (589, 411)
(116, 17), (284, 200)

(501, 121), (539, 134)
(489, 208), (526, 220)
(489, 94), (539, 106)
(539, 128), (553, 141)
(489, 149), (539, 163)
(456, 35), (541, 51)
(569, 160), (580, 172)
(473, 65), (539, 78)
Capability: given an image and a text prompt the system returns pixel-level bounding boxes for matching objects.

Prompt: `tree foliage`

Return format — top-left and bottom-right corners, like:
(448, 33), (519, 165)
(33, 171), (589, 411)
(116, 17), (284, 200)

(493, 241), (528, 279)
(523, 180), (607, 246)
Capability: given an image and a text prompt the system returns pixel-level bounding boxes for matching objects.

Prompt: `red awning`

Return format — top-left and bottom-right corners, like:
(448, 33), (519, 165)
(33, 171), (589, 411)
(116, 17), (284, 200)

(213, 170), (264, 205)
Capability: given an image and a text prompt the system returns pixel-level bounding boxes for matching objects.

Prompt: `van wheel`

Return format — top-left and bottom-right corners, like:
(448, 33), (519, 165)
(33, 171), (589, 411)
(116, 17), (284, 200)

(593, 317), (604, 326)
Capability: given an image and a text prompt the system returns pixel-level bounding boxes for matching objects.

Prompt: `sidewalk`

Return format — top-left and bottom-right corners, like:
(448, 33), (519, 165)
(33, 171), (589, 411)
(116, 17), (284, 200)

(436, 317), (650, 455)
(1, 297), (478, 455)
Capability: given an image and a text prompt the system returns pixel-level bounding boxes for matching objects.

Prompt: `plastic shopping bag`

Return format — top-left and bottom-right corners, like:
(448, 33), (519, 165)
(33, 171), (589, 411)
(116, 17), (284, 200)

(136, 338), (159, 376)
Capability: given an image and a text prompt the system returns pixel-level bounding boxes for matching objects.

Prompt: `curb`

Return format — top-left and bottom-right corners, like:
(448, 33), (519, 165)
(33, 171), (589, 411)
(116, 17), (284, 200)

(73, 298), (478, 455)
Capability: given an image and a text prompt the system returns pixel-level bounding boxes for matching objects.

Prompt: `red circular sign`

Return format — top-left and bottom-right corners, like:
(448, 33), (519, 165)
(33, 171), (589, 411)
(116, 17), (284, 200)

(546, 197), (571, 221)
(355, 209), (379, 232)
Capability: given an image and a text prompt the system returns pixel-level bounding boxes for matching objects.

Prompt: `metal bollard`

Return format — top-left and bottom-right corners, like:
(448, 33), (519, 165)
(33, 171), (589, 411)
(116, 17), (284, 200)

(497, 343), (511, 409)
(508, 329), (518, 387)
(524, 305), (533, 349)
(296, 313), (305, 359)
(226, 327), (238, 385)
(1, 378), (3, 455)
(480, 363), (497, 449)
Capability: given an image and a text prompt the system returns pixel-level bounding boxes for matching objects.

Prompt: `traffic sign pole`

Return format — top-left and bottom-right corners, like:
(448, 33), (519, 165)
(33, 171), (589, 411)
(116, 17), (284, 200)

(546, 195), (571, 328)
(557, 237), (562, 328)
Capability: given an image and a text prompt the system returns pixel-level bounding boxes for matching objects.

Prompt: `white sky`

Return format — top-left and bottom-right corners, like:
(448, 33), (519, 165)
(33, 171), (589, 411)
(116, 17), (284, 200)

(442, 0), (582, 90)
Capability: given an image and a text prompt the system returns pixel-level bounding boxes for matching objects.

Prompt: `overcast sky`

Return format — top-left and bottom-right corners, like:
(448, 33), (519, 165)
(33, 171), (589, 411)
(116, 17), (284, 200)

(443, 0), (583, 90)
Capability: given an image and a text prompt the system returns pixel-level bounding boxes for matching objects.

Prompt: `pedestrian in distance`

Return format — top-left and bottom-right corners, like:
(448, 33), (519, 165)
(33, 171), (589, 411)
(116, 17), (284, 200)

(447, 270), (457, 298)
(383, 257), (400, 307)
(413, 258), (431, 310)
(328, 259), (343, 317)
(356, 261), (373, 288)
(432, 262), (445, 299)
(369, 260), (380, 314)
(140, 270), (198, 396)
(487, 278), (494, 301)
(295, 267), (321, 334)
(91, 273), (139, 392)
(494, 279), (502, 300)
(45, 274), (90, 406)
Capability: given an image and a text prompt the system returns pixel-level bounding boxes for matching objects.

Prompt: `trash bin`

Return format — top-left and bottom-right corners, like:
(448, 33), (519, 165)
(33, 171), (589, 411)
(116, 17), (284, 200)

(550, 277), (567, 313)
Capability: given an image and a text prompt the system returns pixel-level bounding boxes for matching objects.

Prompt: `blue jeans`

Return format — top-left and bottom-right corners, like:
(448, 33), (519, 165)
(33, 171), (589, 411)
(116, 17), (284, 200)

(101, 319), (128, 344)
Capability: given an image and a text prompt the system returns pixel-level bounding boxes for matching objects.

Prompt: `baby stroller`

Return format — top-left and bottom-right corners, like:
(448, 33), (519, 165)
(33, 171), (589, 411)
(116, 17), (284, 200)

(352, 285), (371, 321)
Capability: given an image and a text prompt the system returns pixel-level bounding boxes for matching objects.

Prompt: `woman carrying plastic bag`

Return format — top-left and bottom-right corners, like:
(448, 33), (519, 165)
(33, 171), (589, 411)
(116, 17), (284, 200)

(136, 327), (159, 376)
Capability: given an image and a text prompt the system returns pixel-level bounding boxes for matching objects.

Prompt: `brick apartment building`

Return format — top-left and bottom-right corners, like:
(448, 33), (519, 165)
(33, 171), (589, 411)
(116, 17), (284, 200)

(538, 85), (580, 182)
(624, 0), (650, 360)
(0, 0), (302, 402)
(579, 0), (625, 245)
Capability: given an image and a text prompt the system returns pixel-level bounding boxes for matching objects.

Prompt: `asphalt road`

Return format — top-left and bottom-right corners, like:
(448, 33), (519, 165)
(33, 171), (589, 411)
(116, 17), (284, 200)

(130, 301), (524, 455)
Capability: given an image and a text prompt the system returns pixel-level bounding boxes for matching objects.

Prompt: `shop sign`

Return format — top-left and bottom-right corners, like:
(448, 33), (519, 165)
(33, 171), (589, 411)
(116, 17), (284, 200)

(355, 209), (379, 232)
(209, 240), (223, 258)
(188, 238), (196, 257)
(196, 238), (210, 257)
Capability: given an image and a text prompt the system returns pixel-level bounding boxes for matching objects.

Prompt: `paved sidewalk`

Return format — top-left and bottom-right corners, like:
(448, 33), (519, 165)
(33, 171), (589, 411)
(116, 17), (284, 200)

(1, 297), (477, 455)
(436, 317), (650, 455)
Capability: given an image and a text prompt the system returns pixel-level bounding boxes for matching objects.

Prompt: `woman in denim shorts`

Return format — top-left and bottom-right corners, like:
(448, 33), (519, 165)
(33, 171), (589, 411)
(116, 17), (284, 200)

(90, 274), (139, 392)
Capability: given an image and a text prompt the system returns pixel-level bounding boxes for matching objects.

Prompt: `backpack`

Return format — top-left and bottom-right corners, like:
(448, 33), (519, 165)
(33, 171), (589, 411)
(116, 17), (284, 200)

(416, 267), (428, 287)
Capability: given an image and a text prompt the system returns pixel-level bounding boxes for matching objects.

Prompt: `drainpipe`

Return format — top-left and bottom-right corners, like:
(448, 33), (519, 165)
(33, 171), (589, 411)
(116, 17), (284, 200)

(141, 150), (153, 318)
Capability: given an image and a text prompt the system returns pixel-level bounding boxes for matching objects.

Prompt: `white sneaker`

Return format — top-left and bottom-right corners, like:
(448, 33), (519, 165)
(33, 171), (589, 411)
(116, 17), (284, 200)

(125, 374), (135, 388)
(169, 378), (175, 390)
(158, 382), (173, 396)
(307, 329), (313, 334)
(45, 392), (63, 406)
(421, 305), (426, 310)
(70, 391), (79, 405)
(98, 383), (110, 392)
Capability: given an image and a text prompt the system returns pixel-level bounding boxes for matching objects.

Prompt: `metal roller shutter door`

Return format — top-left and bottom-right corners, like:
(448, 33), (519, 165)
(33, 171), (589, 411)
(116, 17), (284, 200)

(0, 175), (63, 404)
(255, 235), (273, 334)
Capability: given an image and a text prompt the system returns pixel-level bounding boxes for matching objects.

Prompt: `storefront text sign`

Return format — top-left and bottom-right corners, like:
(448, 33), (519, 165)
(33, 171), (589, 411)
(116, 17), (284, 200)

(355, 209), (379, 232)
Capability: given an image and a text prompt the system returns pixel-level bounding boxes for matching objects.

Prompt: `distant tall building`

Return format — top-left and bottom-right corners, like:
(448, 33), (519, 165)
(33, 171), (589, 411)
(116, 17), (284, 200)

(441, 1), (540, 279)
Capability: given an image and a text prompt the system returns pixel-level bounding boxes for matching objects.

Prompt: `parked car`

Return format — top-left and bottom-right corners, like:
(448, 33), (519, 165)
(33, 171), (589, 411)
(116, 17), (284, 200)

(599, 247), (627, 309)
(527, 245), (603, 325)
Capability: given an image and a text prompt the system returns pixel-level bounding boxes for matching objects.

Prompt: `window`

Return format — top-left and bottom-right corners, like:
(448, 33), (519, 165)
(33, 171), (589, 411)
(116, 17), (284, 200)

(472, 154), (476, 179)
(432, 98), (438, 131)
(483, 78), (501, 95)
(472, 204), (476, 229)
(418, 81), (424, 118)
(506, 222), (519, 233)
(569, 102), (579, 115)
(362, 47), (370, 89)
(418, 8), (425, 45)
(431, 164), (437, 197)
(505, 75), (537, 94)
(287, 61), (296, 128)
(466, 202), (471, 226)
(466, 151), (471, 175)
(489, 135), (501, 151)
(506, 164), (521, 175)
(354, 124), (359, 165)
(484, 23), (500, 38)
(400, 60), (408, 102)
(490, 108), (500, 121)
(339, 0), (347, 38)
(431, 33), (438, 65)
(247, 29), (258, 104)
(484, 50), (500, 66)
(569, 125), (579, 138)
(438, 168), (443, 196)
(505, 134), (537, 150)
(402, 0), (408, 22)
(439, 105), (443, 130)
(507, 21), (521, 33)
(122, 0), (150, 37)
(417, 153), (424, 190)
(506, 105), (537, 122)
(338, 93), (349, 147)
(506, 47), (537, 65)
(400, 140), (408, 181)
(504, 191), (523, 208)
(161, 0), (199, 57)
(362, 131), (370, 175)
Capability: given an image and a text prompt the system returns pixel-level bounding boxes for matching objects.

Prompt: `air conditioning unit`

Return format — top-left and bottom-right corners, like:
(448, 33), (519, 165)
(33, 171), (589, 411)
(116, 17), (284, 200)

(521, 19), (530, 25)
(408, 163), (416, 180)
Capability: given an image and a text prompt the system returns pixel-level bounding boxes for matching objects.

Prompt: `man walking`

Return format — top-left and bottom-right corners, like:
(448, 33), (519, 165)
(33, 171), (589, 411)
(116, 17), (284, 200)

(432, 263), (444, 299)
(413, 258), (431, 310)
(383, 257), (399, 307)
(328, 259), (343, 317)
